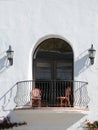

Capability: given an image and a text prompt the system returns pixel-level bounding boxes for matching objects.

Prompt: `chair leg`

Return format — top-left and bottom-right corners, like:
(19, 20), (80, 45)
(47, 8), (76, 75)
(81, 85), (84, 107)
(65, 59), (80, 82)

(32, 100), (34, 107)
(60, 99), (63, 107)
(38, 100), (41, 107)
(65, 98), (71, 107)
(67, 100), (71, 107)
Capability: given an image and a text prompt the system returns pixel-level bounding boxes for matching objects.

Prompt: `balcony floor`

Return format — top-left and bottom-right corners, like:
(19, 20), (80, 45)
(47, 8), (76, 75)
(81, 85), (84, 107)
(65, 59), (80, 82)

(15, 106), (89, 113)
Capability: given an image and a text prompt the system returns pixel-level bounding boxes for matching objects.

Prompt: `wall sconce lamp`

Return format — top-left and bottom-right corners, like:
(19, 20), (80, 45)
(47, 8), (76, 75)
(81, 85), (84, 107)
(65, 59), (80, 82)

(88, 44), (96, 65)
(6, 45), (14, 66)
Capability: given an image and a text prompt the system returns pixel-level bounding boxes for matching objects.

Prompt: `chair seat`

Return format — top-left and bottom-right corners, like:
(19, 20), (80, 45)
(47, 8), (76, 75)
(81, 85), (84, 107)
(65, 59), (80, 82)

(32, 97), (41, 100)
(57, 97), (65, 99)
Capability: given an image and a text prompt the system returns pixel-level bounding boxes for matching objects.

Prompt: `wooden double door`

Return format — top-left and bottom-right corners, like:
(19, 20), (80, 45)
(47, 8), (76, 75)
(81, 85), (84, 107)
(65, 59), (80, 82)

(34, 60), (73, 106)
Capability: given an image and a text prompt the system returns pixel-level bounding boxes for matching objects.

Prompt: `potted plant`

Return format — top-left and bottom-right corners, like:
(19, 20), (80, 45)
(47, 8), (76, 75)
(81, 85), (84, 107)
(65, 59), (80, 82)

(84, 119), (98, 130)
(0, 116), (27, 130)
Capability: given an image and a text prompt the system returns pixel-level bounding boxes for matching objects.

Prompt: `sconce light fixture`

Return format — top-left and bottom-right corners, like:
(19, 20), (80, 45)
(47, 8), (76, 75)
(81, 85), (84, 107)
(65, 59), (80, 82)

(88, 44), (96, 65)
(6, 45), (14, 66)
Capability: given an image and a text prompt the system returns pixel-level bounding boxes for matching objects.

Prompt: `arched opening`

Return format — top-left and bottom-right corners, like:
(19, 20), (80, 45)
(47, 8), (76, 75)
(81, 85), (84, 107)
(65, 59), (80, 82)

(33, 38), (74, 107)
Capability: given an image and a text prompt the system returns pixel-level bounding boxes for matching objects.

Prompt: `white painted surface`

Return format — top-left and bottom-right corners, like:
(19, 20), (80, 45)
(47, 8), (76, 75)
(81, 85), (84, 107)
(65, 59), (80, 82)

(9, 110), (87, 130)
(0, 0), (97, 126)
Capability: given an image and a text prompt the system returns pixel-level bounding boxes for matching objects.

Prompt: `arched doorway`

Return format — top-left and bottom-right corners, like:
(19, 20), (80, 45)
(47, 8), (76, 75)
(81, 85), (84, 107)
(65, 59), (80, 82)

(33, 38), (74, 107)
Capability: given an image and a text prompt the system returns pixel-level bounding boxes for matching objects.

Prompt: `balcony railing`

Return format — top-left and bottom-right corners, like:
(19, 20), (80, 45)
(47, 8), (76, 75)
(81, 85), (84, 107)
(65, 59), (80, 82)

(14, 80), (90, 108)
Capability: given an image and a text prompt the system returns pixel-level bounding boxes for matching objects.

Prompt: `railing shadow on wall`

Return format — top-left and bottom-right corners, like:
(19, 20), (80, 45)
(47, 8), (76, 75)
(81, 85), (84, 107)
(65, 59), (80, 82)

(0, 84), (17, 113)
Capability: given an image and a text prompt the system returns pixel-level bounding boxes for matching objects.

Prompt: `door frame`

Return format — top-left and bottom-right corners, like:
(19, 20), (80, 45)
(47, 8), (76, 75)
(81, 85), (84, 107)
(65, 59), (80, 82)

(32, 36), (74, 106)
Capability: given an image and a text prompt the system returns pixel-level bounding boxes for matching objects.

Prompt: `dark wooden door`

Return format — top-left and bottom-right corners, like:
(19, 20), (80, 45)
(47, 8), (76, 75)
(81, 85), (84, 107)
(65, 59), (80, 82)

(34, 60), (72, 106)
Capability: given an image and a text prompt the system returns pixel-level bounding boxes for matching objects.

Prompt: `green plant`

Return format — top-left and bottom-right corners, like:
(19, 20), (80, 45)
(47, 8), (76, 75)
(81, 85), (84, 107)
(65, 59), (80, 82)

(84, 119), (98, 129)
(0, 116), (27, 130)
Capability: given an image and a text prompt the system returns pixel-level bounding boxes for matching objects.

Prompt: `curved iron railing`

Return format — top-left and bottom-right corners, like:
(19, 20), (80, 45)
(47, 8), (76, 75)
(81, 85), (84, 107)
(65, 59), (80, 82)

(14, 80), (90, 108)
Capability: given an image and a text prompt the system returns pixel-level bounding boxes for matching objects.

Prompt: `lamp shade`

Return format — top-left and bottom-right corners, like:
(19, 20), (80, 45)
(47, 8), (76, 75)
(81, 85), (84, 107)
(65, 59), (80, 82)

(6, 45), (14, 59)
(88, 44), (96, 65)
(6, 45), (14, 65)
(88, 44), (96, 58)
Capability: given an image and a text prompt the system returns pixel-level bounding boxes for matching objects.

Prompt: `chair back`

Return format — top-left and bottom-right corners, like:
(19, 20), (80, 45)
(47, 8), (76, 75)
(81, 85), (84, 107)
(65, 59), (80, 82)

(31, 88), (41, 98)
(65, 86), (71, 97)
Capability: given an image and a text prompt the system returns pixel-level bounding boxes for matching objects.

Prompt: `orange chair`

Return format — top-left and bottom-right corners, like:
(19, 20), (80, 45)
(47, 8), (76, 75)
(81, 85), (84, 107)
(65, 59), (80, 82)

(57, 86), (71, 107)
(30, 88), (41, 107)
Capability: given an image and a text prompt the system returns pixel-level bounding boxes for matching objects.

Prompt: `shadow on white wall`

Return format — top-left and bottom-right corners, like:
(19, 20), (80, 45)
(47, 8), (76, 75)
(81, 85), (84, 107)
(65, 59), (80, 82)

(0, 53), (9, 73)
(75, 51), (90, 77)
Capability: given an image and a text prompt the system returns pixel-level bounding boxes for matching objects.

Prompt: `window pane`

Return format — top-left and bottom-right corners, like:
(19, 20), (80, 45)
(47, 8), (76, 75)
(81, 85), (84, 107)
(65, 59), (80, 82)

(56, 62), (72, 80)
(36, 62), (51, 80)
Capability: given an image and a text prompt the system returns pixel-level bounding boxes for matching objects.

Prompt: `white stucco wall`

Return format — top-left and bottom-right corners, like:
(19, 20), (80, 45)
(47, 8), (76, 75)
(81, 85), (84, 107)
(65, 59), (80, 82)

(0, 0), (98, 123)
